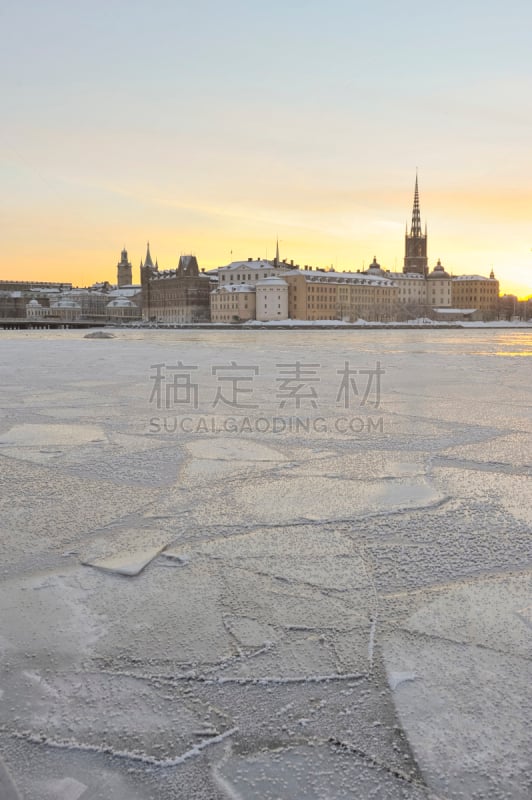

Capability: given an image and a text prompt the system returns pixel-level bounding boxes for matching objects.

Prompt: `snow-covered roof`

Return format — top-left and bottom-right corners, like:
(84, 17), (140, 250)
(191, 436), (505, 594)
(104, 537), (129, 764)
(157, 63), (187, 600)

(65, 289), (106, 298)
(256, 276), (288, 286)
(106, 296), (136, 308)
(433, 308), (477, 314)
(453, 275), (495, 281)
(108, 287), (141, 298)
(219, 260), (278, 271)
(50, 299), (81, 309)
(282, 270), (395, 287)
(213, 284), (256, 294)
(386, 272), (426, 281)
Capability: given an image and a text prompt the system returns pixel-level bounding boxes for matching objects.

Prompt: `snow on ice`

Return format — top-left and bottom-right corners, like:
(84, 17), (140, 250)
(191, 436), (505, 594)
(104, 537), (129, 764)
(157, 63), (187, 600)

(0, 327), (530, 799)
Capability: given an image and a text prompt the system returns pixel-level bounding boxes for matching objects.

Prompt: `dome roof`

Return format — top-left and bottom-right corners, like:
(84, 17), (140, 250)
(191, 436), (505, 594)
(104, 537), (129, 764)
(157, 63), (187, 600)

(256, 276), (288, 286)
(428, 259), (450, 279)
(366, 256), (385, 276)
(106, 296), (135, 308)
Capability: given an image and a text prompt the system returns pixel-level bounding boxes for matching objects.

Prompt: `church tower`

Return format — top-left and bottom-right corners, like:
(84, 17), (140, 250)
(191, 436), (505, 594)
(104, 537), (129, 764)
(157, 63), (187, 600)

(117, 247), (132, 287)
(403, 174), (428, 276)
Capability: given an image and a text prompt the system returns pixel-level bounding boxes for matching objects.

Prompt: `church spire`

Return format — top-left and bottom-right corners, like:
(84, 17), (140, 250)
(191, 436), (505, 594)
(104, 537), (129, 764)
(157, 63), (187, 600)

(144, 241), (154, 269)
(275, 237), (280, 266)
(403, 172), (428, 277)
(410, 172), (422, 237)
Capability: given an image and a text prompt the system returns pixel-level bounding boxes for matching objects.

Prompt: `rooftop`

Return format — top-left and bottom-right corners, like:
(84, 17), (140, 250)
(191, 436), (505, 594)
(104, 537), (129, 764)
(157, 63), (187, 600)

(453, 275), (497, 281)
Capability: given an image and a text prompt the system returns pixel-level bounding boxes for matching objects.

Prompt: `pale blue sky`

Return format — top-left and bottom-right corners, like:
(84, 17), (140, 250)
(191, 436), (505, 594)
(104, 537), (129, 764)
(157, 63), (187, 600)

(1, 0), (531, 294)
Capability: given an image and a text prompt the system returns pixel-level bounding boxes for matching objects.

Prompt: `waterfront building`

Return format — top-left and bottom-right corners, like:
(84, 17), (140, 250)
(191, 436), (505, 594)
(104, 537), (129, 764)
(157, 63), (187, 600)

(0, 280), (72, 293)
(216, 252), (299, 287)
(451, 271), (499, 319)
(1, 292), (33, 319)
(381, 260), (452, 319)
(140, 245), (211, 323)
(48, 298), (82, 321)
(210, 284), (256, 323)
(426, 260), (452, 307)
(256, 276), (289, 321)
(282, 267), (397, 322)
(60, 289), (110, 319)
(105, 295), (141, 321)
(25, 299), (49, 319)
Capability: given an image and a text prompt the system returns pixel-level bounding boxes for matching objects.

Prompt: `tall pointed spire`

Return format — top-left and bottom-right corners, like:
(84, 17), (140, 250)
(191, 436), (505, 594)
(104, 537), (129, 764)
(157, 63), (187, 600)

(144, 241), (154, 269)
(403, 172), (428, 277)
(275, 237), (280, 266)
(410, 172), (422, 237)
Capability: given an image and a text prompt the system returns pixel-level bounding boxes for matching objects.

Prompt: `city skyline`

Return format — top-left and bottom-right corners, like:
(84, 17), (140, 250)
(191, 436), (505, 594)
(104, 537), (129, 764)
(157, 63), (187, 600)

(1, 1), (531, 298)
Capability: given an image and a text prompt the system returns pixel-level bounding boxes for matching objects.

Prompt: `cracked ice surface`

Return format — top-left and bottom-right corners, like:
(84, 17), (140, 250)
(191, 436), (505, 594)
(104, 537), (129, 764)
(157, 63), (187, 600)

(0, 328), (531, 800)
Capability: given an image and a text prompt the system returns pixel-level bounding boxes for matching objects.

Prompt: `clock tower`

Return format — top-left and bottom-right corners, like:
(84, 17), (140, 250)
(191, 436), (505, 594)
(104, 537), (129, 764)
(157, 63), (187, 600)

(117, 247), (133, 287)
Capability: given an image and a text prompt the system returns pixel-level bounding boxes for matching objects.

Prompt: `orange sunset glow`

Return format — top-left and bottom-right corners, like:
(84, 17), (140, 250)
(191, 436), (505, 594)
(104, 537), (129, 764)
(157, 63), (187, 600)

(1, 2), (531, 299)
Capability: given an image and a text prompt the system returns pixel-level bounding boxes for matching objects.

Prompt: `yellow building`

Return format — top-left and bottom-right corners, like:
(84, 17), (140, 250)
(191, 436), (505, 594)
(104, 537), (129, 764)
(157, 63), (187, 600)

(451, 271), (499, 320)
(210, 284), (256, 322)
(282, 267), (397, 322)
(282, 271), (339, 321)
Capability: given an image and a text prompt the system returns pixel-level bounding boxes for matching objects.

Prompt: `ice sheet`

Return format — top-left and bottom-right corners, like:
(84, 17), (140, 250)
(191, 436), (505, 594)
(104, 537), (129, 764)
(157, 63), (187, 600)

(1, 328), (530, 800)
(81, 545), (166, 576)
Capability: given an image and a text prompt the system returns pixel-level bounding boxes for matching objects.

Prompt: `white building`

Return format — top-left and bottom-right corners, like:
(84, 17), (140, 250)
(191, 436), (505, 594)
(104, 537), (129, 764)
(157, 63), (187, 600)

(105, 296), (141, 321)
(377, 257), (452, 316)
(25, 299), (49, 319)
(48, 298), (82, 321)
(216, 257), (299, 287)
(426, 260), (452, 307)
(256, 276), (289, 322)
(389, 273), (427, 305)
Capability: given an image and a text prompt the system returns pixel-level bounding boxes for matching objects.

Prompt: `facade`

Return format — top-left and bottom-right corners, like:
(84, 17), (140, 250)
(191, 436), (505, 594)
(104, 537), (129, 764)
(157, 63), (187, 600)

(62, 289), (110, 319)
(0, 280), (72, 293)
(210, 284), (256, 322)
(383, 260), (452, 319)
(210, 264), (398, 323)
(1, 284), (70, 320)
(333, 271), (397, 322)
(282, 270), (337, 321)
(1, 292), (33, 319)
(141, 245), (211, 323)
(282, 267), (397, 322)
(23, 289), (140, 323)
(256, 276), (289, 321)
(451, 272), (499, 319)
(426, 260), (452, 307)
(25, 299), (49, 319)
(106, 295), (141, 321)
(386, 271), (429, 317)
(216, 256), (299, 287)
(48, 298), (82, 321)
